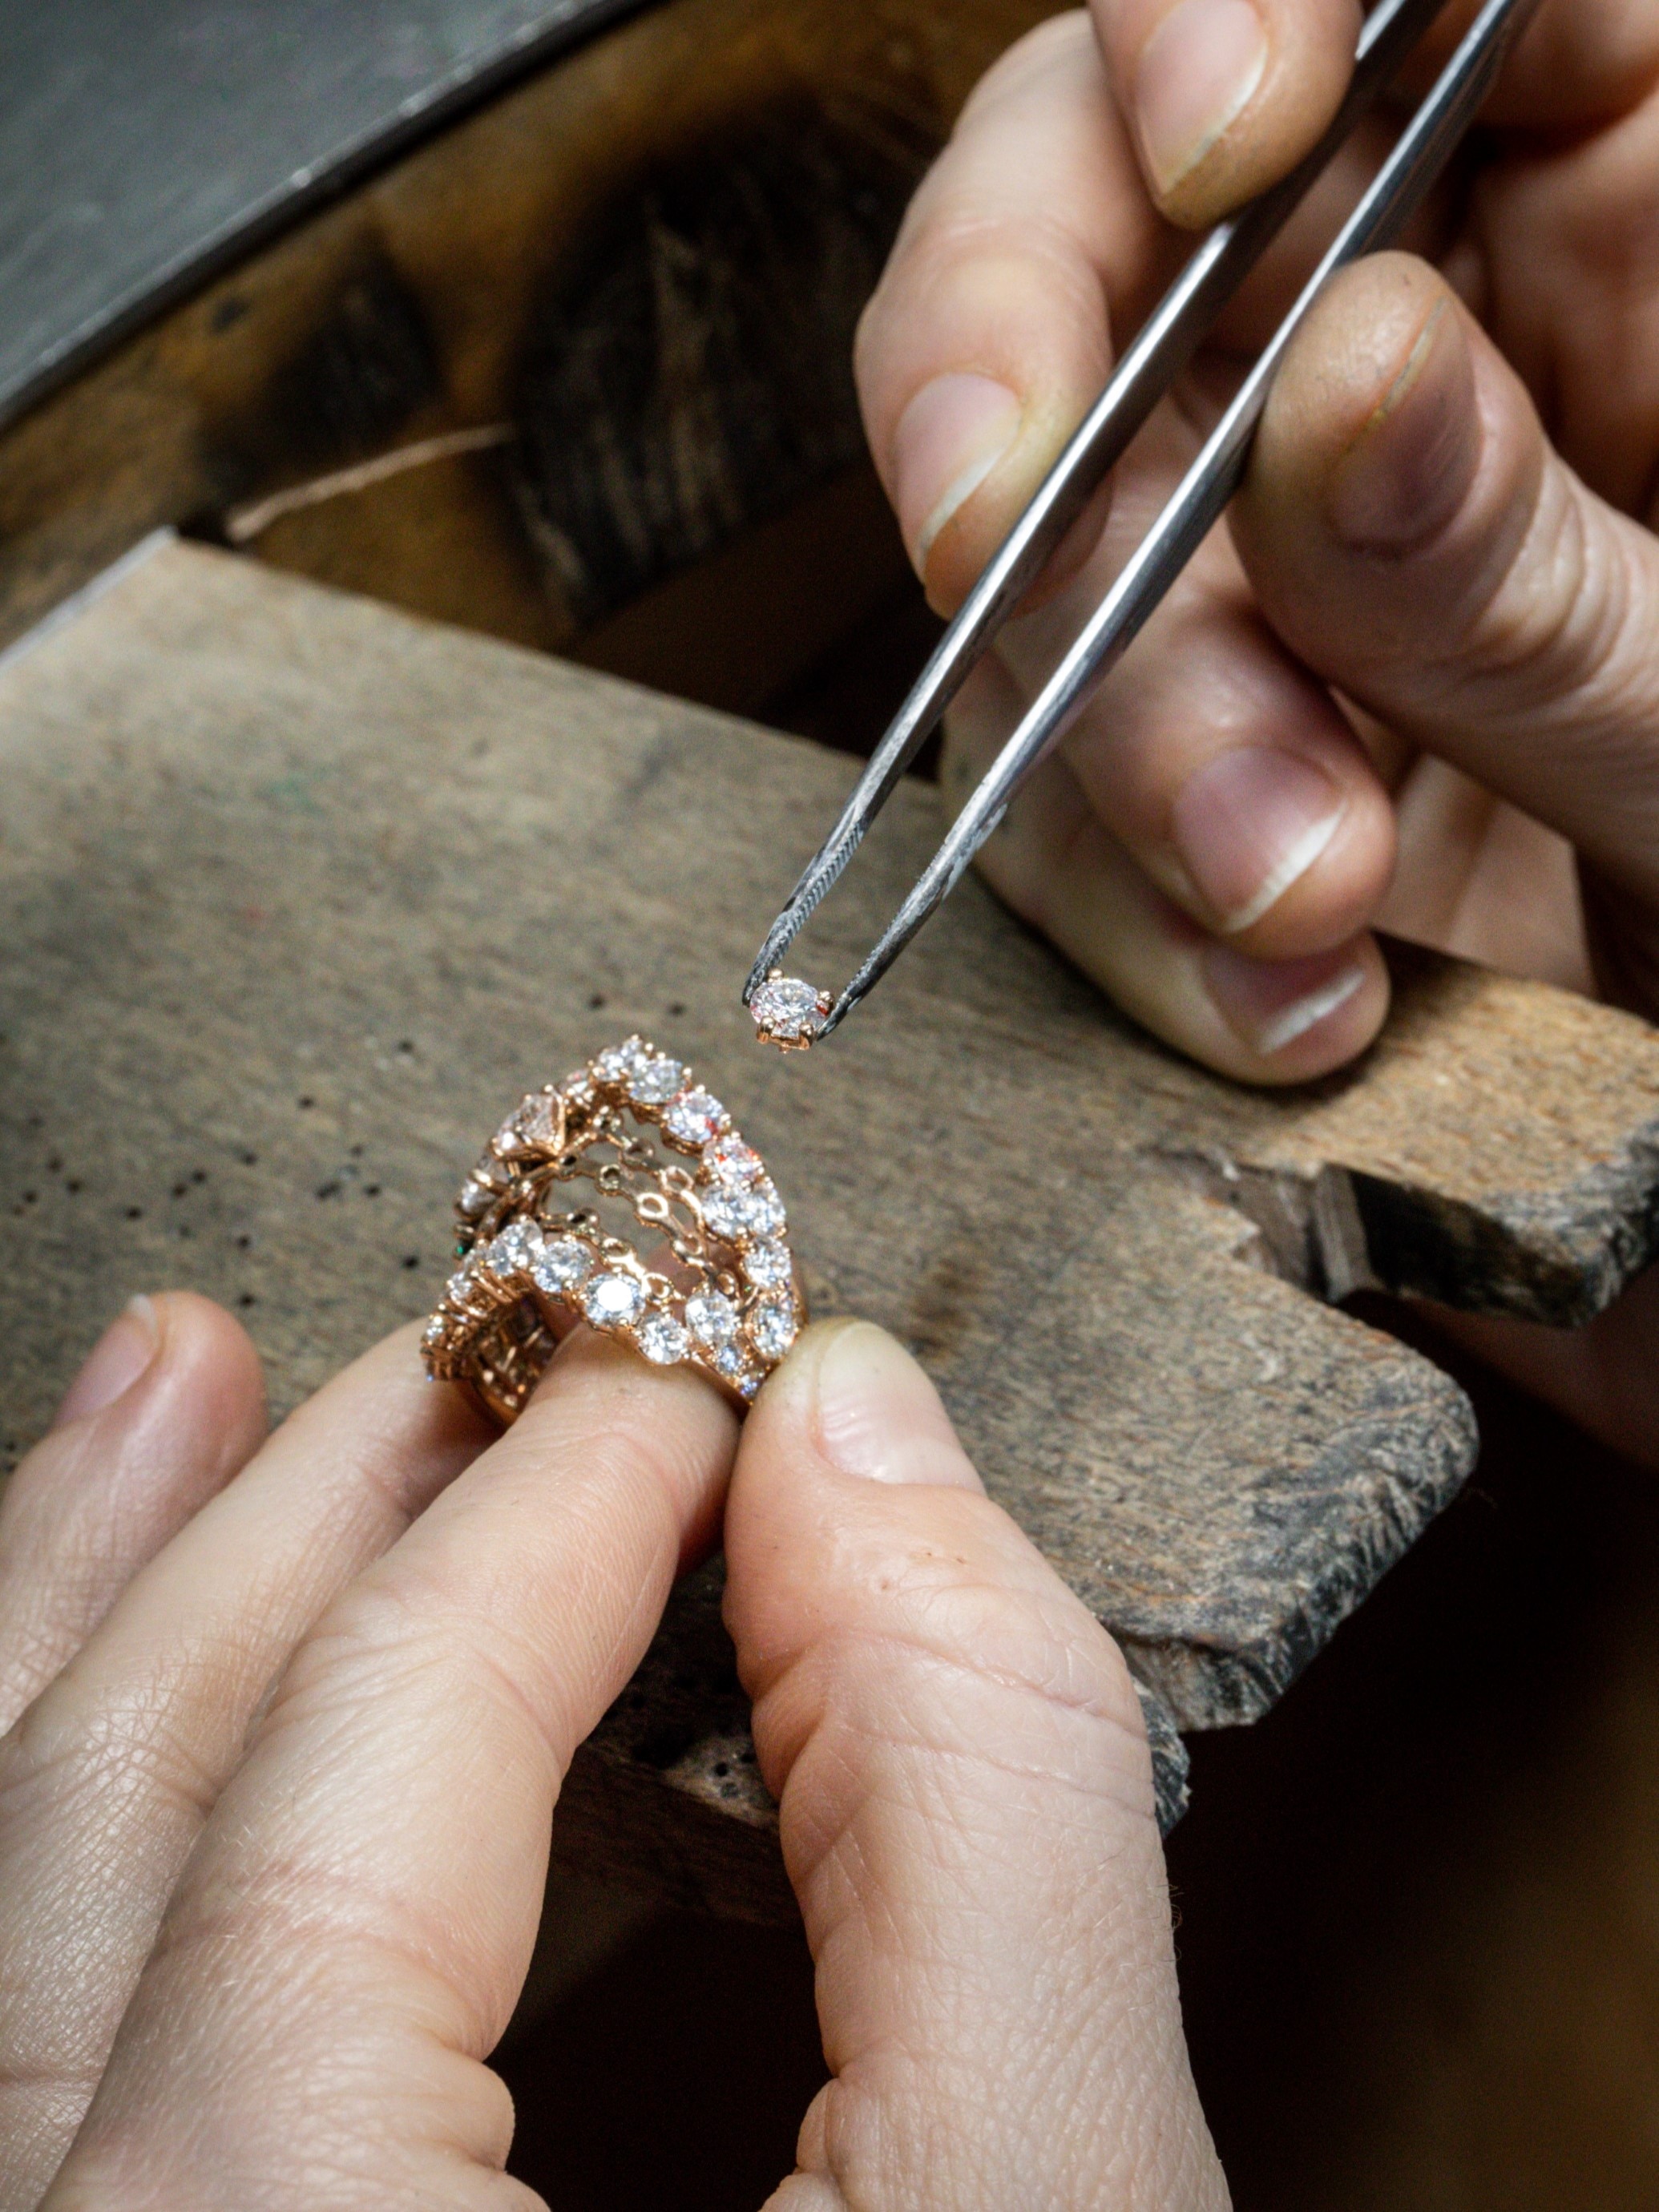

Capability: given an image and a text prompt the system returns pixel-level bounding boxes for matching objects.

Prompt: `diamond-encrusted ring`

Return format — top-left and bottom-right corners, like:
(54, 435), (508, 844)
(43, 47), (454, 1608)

(422, 1038), (805, 1424)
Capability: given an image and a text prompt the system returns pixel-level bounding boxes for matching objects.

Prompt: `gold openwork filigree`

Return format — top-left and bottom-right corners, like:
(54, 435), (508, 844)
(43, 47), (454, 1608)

(423, 1039), (804, 1424)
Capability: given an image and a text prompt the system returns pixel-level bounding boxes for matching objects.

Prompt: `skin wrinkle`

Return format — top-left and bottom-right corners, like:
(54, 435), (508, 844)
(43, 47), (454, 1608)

(313, 1404), (468, 1536)
(1441, 455), (1600, 705)
(745, 1603), (1154, 1826)
(730, 1363), (1220, 2212)
(768, 1633), (1152, 1806)
(142, 1898), (495, 2065)
(1385, 430), (1659, 819)
(752, 1592), (1185, 2194)
(1588, 539), (1659, 769)
(753, 1584), (1140, 1775)
(236, 1693), (551, 2020)
(0, 1632), (264, 1834)
(878, 208), (1116, 323)
(802, 1770), (1152, 1965)
(800, 1785), (1079, 1957)
(806, 1869), (1154, 2075)
(38, 1342), (734, 2212)
(83, 1903), (539, 2195)
(305, 1409), (708, 1772)
(744, 1555), (1145, 1720)
(4, 1689), (240, 1892)
(308, 1561), (600, 1784)
(864, 171), (1124, 347)
(10, 1701), (224, 1843)
(242, 1627), (548, 1875)
(1508, 493), (1655, 744)
(81, 2049), (539, 2212)
(814, 2017), (1177, 2212)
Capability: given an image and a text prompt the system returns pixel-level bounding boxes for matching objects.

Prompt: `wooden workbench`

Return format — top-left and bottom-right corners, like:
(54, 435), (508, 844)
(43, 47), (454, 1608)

(3, 535), (1658, 1919)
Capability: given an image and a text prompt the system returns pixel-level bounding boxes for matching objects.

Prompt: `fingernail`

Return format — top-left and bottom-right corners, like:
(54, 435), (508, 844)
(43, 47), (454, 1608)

(1135, 0), (1269, 200)
(891, 373), (1023, 576)
(811, 1320), (981, 1490)
(1204, 945), (1369, 1057)
(1170, 748), (1346, 932)
(53, 1296), (159, 1428)
(1328, 301), (1478, 551)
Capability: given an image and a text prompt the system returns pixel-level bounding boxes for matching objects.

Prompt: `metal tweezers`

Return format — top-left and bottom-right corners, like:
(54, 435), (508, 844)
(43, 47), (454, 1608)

(745, 0), (1540, 1041)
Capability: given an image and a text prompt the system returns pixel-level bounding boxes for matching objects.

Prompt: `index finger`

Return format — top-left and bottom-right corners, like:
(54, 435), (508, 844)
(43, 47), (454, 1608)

(1092, 0), (1361, 228)
(42, 1332), (738, 2207)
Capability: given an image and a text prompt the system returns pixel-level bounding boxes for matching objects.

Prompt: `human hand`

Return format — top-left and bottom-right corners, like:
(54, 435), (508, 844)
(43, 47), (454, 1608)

(3, 1295), (1221, 2208)
(855, 0), (1659, 1084)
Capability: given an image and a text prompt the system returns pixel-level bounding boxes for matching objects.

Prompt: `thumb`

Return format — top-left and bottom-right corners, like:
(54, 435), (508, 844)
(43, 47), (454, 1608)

(724, 1321), (1225, 2212)
(1233, 253), (1659, 977)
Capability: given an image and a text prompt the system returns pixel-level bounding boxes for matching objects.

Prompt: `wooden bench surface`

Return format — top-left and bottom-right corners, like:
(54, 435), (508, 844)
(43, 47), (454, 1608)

(4, 536), (1658, 1920)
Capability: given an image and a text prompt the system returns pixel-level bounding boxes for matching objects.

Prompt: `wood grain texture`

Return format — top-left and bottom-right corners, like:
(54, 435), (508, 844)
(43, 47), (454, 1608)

(4, 540), (1659, 1915)
(0, 0), (1056, 663)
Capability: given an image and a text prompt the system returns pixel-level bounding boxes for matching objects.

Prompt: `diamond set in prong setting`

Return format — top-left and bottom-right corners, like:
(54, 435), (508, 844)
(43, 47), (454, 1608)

(423, 1036), (803, 1420)
(750, 972), (832, 1052)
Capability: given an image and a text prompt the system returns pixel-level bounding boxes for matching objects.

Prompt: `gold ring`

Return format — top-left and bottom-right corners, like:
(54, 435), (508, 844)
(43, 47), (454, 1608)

(423, 1039), (804, 1424)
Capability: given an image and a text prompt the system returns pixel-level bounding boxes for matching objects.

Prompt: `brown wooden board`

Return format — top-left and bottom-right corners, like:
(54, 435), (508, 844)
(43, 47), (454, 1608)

(0, 0), (1057, 669)
(4, 540), (1659, 1917)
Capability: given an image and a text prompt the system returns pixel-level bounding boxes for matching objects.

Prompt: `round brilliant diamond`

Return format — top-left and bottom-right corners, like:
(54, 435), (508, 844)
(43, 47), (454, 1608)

(713, 1343), (761, 1398)
(744, 1241), (792, 1290)
(664, 1088), (729, 1148)
(684, 1290), (738, 1347)
(702, 1181), (786, 1243)
(485, 1221), (543, 1279)
(750, 975), (827, 1045)
(628, 1053), (683, 1105)
(533, 1237), (592, 1295)
(637, 1311), (692, 1365)
(702, 1133), (763, 1187)
(594, 1038), (647, 1087)
(583, 1272), (646, 1328)
(700, 1189), (748, 1242)
(744, 1181), (785, 1236)
(748, 1298), (798, 1361)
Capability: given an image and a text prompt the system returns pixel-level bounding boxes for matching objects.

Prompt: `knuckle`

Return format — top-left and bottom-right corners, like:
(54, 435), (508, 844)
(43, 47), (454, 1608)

(955, 10), (1100, 133)
(755, 1490), (1147, 1757)
(0, 1653), (236, 1839)
(1453, 469), (1655, 734)
(272, 1571), (572, 1776)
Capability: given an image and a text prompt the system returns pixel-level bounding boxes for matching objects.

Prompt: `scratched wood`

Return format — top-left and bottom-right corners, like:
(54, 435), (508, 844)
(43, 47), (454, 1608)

(5, 540), (1659, 1918)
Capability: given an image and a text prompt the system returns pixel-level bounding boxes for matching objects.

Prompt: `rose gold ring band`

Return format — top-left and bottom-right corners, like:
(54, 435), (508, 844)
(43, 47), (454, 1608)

(423, 1038), (804, 1425)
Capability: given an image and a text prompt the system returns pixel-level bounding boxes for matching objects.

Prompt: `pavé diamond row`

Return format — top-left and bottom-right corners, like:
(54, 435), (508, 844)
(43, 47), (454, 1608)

(423, 1038), (805, 1424)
